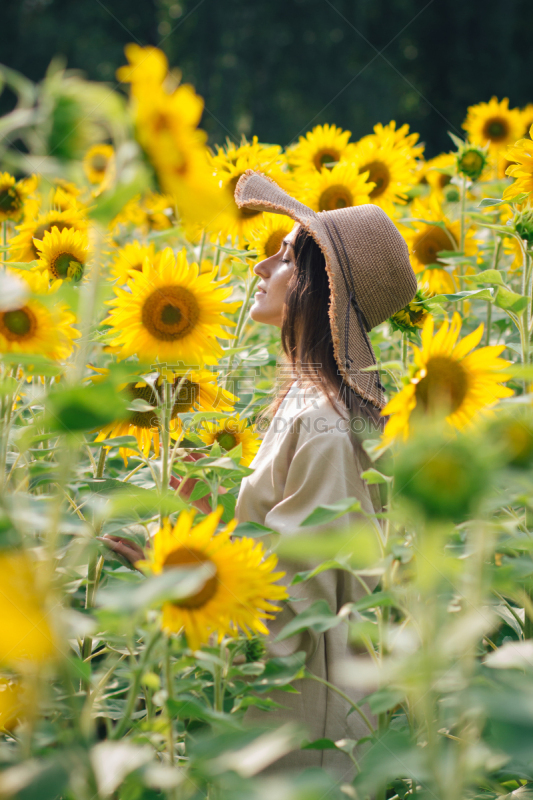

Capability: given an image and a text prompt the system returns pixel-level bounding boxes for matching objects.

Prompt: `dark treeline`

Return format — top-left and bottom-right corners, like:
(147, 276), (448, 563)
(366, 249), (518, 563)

(2, 0), (532, 157)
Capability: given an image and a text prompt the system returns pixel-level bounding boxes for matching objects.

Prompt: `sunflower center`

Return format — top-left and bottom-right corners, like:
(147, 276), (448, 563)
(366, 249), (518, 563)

(264, 229), (287, 258)
(438, 173), (452, 189)
(31, 220), (71, 257)
(1, 308), (35, 341)
(359, 161), (391, 198)
(141, 286), (200, 341)
(127, 383), (159, 429)
(52, 252), (84, 281)
(0, 188), (19, 214)
(460, 150), (485, 174)
(483, 116), (509, 142)
(217, 432), (237, 451)
(229, 175), (261, 219)
(313, 148), (341, 170)
(163, 547), (218, 609)
(91, 155), (108, 173)
(319, 184), (353, 211)
(416, 355), (468, 414)
(171, 379), (199, 416)
(413, 226), (456, 266)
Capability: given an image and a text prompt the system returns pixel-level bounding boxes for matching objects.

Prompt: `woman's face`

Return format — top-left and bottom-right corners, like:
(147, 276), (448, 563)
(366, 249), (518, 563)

(250, 223), (299, 327)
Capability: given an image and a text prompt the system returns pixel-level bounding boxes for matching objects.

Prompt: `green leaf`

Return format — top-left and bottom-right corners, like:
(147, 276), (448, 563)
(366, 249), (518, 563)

(189, 481), (211, 501)
(89, 174), (149, 225)
(464, 269), (506, 286)
(46, 382), (129, 433)
(249, 652), (307, 692)
(361, 468), (392, 485)
(448, 131), (465, 149)
(478, 193), (529, 208)
(275, 600), (341, 642)
(499, 784), (533, 800)
(427, 288), (494, 305)
(291, 560), (350, 585)
(85, 480), (187, 516)
(495, 286), (529, 315)
(96, 564), (215, 614)
(301, 497), (362, 527)
(302, 738), (339, 750)
(351, 591), (396, 612)
(233, 521), (276, 538)
(365, 687), (404, 714)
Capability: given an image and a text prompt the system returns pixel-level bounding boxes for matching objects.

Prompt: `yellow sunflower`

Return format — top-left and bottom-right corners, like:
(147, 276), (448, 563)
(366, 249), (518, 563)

(0, 173), (38, 223)
(502, 131), (533, 201)
(8, 206), (88, 263)
(0, 270), (79, 360)
(370, 120), (425, 159)
(402, 196), (478, 295)
(83, 144), (115, 189)
(110, 241), (160, 283)
(521, 105), (533, 139)
(111, 192), (177, 235)
(296, 161), (373, 212)
(136, 507), (288, 650)
(116, 43), (168, 95)
(94, 369), (237, 464)
(34, 227), (89, 282)
(197, 414), (260, 466)
(245, 213), (294, 260)
(382, 312), (513, 443)
(0, 678), (26, 731)
(286, 124), (353, 173)
(462, 97), (523, 156)
(346, 129), (419, 216)
(389, 287), (431, 333)
(0, 550), (57, 667)
(209, 137), (292, 242)
(423, 153), (457, 201)
(106, 247), (240, 366)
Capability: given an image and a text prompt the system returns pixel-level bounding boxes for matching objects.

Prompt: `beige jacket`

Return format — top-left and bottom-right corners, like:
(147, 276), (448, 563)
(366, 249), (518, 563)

(236, 382), (381, 778)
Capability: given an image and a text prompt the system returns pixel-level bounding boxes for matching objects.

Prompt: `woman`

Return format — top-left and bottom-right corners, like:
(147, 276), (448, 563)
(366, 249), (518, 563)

(105, 170), (417, 776)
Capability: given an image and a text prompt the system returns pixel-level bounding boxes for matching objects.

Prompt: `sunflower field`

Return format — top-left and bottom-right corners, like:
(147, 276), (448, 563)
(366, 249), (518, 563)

(2, 42), (533, 800)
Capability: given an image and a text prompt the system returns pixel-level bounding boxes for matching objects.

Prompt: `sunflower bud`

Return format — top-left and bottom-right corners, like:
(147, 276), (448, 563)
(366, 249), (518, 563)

(244, 636), (266, 663)
(456, 144), (488, 181)
(513, 209), (533, 245)
(489, 411), (533, 469)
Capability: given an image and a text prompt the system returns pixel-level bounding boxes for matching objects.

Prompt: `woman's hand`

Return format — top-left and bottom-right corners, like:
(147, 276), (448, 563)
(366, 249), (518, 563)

(170, 452), (216, 515)
(98, 535), (145, 568)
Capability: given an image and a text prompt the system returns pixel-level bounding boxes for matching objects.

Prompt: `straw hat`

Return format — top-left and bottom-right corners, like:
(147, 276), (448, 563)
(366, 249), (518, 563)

(235, 169), (417, 410)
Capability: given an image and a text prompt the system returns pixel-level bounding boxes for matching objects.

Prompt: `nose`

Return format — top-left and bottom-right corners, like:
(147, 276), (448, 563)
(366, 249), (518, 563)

(253, 257), (272, 278)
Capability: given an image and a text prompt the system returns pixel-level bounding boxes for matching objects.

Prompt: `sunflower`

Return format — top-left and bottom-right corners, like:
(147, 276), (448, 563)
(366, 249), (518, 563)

(369, 120), (425, 160)
(83, 144), (115, 189)
(209, 137), (292, 243)
(8, 206), (88, 263)
(136, 507), (288, 650)
(245, 213), (294, 260)
(111, 192), (177, 235)
(0, 678), (26, 731)
(346, 129), (419, 215)
(0, 173), (38, 223)
(34, 227), (89, 282)
(94, 369), (237, 464)
(462, 97), (523, 156)
(502, 132), (533, 201)
(106, 247), (240, 366)
(116, 43), (168, 94)
(287, 124), (353, 173)
(521, 105), (533, 139)
(197, 414), (260, 466)
(110, 241), (160, 283)
(382, 312), (513, 443)
(0, 550), (57, 666)
(296, 161), (373, 212)
(402, 196), (478, 295)
(423, 153), (457, 201)
(0, 270), (79, 360)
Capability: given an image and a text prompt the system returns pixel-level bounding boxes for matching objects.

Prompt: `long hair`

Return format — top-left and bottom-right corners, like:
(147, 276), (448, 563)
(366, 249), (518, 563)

(272, 226), (385, 432)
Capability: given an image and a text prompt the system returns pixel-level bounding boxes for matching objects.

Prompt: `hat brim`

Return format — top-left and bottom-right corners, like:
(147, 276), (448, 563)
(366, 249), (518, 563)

(235, 169), (386, 410)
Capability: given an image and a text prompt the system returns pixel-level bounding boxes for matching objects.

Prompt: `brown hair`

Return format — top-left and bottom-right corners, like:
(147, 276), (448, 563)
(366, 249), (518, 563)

(271, 226), (385, 431)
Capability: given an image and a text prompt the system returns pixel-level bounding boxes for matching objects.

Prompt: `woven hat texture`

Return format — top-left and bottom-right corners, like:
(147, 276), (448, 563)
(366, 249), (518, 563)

(235, 169), (417, 409)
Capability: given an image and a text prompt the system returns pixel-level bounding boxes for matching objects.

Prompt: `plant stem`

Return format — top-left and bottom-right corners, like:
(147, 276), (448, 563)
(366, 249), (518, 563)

(198, 229), (206, 265)
(165, 637), (175, 764)
(112, 628), (162, 739)
(305, 672), (375, 733)
(82, 448), (108, 662)
(160, 378), (173, 525)
(224, 274), (259, 389)
(401, 333), (408, 369)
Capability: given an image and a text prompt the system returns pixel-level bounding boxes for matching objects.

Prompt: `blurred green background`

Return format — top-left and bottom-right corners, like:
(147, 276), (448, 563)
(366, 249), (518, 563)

(2, 0), (532, 157)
